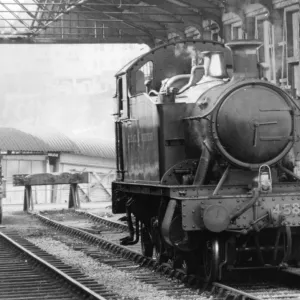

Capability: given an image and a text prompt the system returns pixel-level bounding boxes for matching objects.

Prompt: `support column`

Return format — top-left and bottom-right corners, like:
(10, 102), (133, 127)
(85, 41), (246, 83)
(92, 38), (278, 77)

(0, 162), (3, 224)
(0, 196), (2, 224)
(87, 172), (91, 203)
(76, 184), (81, 209)
(245, 16), (255, 39)
(68, 183), (80, 209)
(223, 24), (232, 43)
(199, 16), (204, 39)
(51, 157), (60, 204)
(23, 185), (33, 212)
(23, 187), (27, 211)
(44, 157), (50, 204)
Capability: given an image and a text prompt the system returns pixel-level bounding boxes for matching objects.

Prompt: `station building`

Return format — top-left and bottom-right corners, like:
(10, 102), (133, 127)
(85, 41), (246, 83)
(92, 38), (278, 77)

(0, 127), (115, 205)
(163, 0), (300, 101)
(220, 0), (300, 98)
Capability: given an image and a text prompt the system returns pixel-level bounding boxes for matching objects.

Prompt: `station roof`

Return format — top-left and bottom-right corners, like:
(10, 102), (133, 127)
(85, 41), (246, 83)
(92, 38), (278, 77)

(0, 127), (50, 153)
(74, 138), (115, 159)
(0, 0), (225, 44)
(0, 127), (115, 159)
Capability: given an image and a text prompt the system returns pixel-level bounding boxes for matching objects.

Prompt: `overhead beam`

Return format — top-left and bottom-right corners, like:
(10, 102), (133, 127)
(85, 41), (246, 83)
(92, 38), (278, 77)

(33, 36), (151, 43)
(31, 2), (41, 28)
(0, 10), (210, 15)
(166, 0), (219, 10)
(138, 0), (217, 38)
(82, 2), (173, 34)
(0, 0), (223, 43)
(38, 4), (167, 43)
(33, 0), (91, 35)
(0, 14), (19, 31)
(13, 0), (46, 27)
(161, 0), (222, 28)
(31, 0), (52, 28)
(0, 2), (33, 32)
(0, 3), (159, 7)
(79, 2), (155, 41)
(0, 34), (148, 43)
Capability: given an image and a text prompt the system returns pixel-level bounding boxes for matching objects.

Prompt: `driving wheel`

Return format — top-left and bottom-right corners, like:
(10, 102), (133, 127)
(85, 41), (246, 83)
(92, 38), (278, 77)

(203, 237), (221, 282)
(141, 222), (153, 257)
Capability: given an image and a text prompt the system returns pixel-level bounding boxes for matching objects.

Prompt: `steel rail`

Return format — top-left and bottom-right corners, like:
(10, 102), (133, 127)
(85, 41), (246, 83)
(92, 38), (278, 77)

(71, 211), (272, 300)
(4, 212), (208, 299)
(34, 210), (300, 299)
(0, 231), (108, 300)
(75, 209), (128, 231)
(211, 282), (262, 300)
(29, 210), (265, 299)
(31, 211), (197, 283)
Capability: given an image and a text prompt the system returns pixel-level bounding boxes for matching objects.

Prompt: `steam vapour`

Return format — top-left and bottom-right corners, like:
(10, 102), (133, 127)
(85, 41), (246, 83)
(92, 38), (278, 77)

(174, 43), (204, 65)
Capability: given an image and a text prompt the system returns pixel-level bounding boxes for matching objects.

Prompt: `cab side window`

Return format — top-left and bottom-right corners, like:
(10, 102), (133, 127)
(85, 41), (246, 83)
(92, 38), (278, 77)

(117, 76), (128, 119)
(117, 78), (123, 112)
(135, 61), (153, 94)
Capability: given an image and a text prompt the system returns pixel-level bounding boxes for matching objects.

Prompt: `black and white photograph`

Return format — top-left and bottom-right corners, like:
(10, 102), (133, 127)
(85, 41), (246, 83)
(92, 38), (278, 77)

(0, 1), (300, 299)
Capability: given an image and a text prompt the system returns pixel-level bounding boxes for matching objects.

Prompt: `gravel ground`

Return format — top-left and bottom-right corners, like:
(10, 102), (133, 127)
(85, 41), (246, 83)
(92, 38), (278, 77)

(28, 237), (204, 300)
(39, 210), (134, 249)
(1, 210), (207, 300)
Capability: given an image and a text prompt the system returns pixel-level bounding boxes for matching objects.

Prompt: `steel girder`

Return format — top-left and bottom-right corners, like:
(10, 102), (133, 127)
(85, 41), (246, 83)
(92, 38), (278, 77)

(0, 0), (225, 44)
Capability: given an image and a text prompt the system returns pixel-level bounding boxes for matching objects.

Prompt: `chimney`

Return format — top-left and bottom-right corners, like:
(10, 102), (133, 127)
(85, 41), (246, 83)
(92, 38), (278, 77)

(201, 51), (228, 79)
(225, 40), (262, 79)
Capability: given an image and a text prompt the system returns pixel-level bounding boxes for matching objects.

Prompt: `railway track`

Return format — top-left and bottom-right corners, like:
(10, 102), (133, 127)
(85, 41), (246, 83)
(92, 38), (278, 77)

(72, 211), (300, 298)
(35, 209), (300, 300)
(26, 209), (269, 300)
(31, 211), (201, 299)
(68, 210), (300, 300)
(0, 229), (112, 300)
(210, 281), (300, 299)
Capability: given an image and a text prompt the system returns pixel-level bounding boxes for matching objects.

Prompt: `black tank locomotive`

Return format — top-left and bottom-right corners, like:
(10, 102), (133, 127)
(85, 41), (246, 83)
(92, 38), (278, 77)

(112, 39), (300, 282)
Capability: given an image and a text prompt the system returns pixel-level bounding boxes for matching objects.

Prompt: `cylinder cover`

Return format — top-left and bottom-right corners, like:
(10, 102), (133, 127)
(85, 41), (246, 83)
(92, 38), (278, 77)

(215, 84), (293, 167)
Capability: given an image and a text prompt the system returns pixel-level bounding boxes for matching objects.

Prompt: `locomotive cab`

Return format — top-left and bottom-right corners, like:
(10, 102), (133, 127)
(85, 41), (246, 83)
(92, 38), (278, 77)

(113, 39), (232, 184)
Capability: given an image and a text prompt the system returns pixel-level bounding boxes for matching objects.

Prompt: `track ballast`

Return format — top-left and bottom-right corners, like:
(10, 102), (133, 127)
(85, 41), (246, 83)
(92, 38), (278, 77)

(0, 229), (111, 300)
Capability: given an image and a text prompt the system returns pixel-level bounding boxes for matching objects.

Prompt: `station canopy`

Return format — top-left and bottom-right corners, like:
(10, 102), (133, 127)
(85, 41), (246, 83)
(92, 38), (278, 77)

(0, 0), (225, 44)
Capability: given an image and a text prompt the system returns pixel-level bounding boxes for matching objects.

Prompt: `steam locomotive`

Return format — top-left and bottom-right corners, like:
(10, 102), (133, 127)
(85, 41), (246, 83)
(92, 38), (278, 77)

(112, 39), (300, 282)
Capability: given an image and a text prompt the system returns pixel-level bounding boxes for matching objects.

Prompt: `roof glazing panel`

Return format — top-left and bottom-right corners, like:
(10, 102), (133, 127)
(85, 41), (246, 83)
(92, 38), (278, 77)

(0, 0), (225, 44)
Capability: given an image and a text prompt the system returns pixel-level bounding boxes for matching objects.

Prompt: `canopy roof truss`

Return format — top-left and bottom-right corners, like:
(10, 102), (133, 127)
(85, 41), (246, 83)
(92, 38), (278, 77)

(0, 0), (225, 44)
